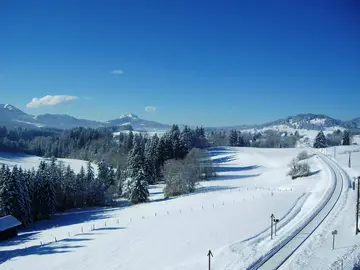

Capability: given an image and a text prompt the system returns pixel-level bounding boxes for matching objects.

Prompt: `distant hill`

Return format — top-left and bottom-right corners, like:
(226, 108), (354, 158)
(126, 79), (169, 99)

(0, 104), (170, 132)
(210, 113), (360, 131)
(1, 104), (359, 133)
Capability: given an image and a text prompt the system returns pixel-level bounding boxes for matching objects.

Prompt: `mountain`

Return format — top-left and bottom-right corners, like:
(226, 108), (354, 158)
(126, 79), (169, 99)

(1, 104), (359, 132)
(0, 104), (39, 128)
(106, 113), (170, 131)
(260, 114), (360, 130)
(34, 114), (104, 129)
(0, 104), (170, 131)
(210, 113), (360, 131)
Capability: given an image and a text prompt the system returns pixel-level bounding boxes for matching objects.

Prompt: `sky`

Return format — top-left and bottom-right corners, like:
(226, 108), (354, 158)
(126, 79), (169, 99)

(1, 0), (359, 126)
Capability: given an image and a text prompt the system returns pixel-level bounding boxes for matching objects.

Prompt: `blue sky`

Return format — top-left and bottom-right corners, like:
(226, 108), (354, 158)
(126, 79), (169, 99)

(1, 0), (359, 126)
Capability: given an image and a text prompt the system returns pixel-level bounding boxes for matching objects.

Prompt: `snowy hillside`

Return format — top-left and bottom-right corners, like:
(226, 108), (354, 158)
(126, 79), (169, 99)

(0, 147), (329, 270)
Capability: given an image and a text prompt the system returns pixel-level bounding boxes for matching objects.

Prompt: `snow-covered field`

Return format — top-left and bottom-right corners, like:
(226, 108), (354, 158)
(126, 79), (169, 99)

(0, 147), (330, 270)
(0, 152), (98, 174)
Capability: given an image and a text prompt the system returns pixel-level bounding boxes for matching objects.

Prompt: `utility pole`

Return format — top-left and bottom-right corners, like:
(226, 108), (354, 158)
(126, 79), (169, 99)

(332, 230), (338, 250)
(271, 214), (274, 239)
(357, 177), (360, 235)
(349, 152), (352, 168)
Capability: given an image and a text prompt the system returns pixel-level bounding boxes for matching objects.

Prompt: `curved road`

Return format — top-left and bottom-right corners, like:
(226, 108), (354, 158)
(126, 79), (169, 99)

(249, 148), (346, 270)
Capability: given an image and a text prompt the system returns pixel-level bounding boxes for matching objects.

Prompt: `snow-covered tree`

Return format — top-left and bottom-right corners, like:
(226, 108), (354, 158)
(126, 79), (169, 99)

(313, 131), (326, 148)
(127, 138), (145, 177)
(343, 130), (351, 145)
(229, 130), (238, 146)
(129, 169), (149, 204)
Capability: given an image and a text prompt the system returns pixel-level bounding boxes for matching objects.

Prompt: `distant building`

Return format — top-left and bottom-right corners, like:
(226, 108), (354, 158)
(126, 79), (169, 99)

(0, 215), (22, 241)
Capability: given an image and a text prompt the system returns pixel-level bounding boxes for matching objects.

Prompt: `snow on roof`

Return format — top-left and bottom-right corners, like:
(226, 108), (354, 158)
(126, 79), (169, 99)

(0, 215), (22, 232)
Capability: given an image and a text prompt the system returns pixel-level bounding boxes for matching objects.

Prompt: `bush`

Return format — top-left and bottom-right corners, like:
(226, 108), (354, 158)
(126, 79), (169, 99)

(287, 158), (311, 179)
(297, 150), (309, 161)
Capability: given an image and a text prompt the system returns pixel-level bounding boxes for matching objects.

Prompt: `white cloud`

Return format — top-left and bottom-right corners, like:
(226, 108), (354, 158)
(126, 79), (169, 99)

(111, 70), (124, 75)
(26, 95), (78, 108)
(145, 106), (157, 113)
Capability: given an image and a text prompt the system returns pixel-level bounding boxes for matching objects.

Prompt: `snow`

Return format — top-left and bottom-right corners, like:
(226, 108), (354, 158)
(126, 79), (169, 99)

(278, 145), (360, 270)
(13, 120), (45, 128)
(0, 147), (329, 270)
(4, 104), (13, 110)
(113, 130), (167, 137)
(309, 118), (326, 125)
(0, 152), (98, 175)
(119, 113), (138, 119)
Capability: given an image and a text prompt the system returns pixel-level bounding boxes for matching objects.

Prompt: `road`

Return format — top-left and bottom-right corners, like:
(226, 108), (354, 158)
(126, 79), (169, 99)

(249, 148), (346, 270)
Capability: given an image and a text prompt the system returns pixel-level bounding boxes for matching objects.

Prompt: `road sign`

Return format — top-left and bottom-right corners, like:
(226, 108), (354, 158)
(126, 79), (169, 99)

(332, 230), (338, 235)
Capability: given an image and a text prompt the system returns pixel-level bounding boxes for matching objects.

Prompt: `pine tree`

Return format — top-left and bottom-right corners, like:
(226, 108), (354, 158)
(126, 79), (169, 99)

(127, 138), (145, 178)
(130, 169), (149, 204)
(42, 163), (56, 218)
(74, 165), (85, 207)
(0, 165), (17, 217)
(343, 130), (351, 145)
(144, 139), (156, 184)
(237, 134), (245, 147)
(16, 167), (32, 225)
(115, 164), (123, 195)
(229, 130), (238, 146)
(314, 131), (327, 148)
(98, 159), (109, 189)
(126, 131), (134, 152)
(86, 160), (95, 184)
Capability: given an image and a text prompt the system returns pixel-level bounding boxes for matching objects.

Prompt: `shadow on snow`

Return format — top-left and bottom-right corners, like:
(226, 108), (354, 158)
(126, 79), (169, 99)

(0, 227), (126, 264)
(214, 165), (260, 173)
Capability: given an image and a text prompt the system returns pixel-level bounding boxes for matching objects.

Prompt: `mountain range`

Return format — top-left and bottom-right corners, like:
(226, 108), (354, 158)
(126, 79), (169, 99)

(0, 104), (170, 131)
(1, 104), (359, 132)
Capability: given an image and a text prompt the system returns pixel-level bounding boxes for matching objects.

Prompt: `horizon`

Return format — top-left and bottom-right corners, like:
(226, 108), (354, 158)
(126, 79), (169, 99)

(1, 102), (359, 128)
(1, 1), (360, 126)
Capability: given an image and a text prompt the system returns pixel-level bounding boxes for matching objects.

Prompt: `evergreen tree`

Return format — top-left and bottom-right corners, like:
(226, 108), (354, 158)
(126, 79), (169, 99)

(98, 159), (110, 189)
(130, 169), (149, 204)
(127, 138), (145, 177)
(144, 139), (156, 184)
(15, 167), (32, 225)
(313, 131), (327, 148)
(229, 130), (238, 146)
(42, 163), (56, 218)
(237, 134), (245, 147)
(73, 165), (85, 207)
(181, 126), (193, 151)
(126, 131), (134, 152)
(0, 165), (17, 217)
(343, 130), (351, 145)
(115, 164), (124, 195)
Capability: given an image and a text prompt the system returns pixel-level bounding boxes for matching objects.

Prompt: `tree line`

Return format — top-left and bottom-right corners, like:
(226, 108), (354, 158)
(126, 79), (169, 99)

(0, 124), (214, 225)
(313, 130), (352, 148)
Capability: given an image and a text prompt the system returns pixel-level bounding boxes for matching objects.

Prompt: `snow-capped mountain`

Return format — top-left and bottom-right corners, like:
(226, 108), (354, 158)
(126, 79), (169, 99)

(106, 113), (170, 131)
(210, 113), (360, 132)
(1, 104), (359, 132)
(261, 113), (360, 130)
(0, 104), (170, 131)
(0, 104), (39, 128)
(34, 114), (104, 129)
